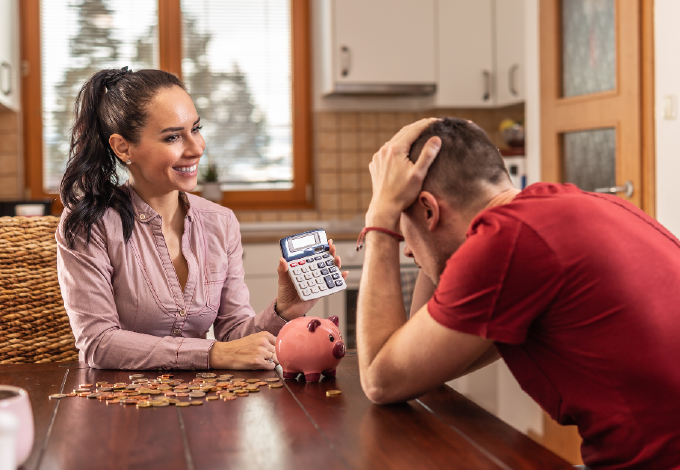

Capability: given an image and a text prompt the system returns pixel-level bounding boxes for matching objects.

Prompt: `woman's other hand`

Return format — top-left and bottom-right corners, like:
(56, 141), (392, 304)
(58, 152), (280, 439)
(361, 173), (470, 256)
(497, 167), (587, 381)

(209, 331), (278, 370)
(275, 239), (349, 321)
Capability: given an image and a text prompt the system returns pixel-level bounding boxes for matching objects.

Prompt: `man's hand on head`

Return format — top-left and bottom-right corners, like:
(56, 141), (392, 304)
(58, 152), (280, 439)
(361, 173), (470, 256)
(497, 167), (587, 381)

(366, 118), (441, 231)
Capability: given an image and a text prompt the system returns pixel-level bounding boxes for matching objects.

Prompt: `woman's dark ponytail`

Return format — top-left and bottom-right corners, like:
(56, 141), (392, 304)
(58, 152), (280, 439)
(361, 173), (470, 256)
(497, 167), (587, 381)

(60, 68), (185, 248)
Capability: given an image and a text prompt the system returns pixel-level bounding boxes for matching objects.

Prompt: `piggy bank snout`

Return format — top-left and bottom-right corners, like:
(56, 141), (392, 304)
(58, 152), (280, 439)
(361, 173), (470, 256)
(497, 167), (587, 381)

(332, 340), (346, 359)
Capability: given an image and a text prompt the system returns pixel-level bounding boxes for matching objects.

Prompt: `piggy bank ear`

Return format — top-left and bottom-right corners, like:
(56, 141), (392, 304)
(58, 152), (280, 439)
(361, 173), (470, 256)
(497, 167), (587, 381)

(307, 319), (321, 332)
(328, 316), (340, 327)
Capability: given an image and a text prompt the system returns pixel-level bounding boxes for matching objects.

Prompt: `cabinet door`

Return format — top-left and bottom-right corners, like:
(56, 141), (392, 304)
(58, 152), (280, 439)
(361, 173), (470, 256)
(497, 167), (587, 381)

(436, 0), (494, 107)
(0, 0), (19, 111)
(333, 0), (435, 84)
(495, 0), (525, 105)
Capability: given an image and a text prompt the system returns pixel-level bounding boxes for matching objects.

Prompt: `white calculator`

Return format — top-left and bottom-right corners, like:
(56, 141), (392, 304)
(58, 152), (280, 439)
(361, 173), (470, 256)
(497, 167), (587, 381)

(280, 229), (346, 301)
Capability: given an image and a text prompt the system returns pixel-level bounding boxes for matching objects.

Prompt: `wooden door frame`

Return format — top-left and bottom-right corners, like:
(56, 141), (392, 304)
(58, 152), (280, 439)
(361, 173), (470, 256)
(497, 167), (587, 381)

(540, 0), (654, 216)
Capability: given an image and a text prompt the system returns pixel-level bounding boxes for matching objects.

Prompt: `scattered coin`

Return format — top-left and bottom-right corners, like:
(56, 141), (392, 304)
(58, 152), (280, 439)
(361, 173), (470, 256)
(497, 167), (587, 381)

(265, 378), (280, 383)
(223, 396), (237, 401)
(79, 383), (93, 388)
(74, 388), (91, 393)
(190, 401), (203, 406)
(256, 381), (268, 386)
(268, 383), (283, 389)
(107, 399), (121, 405)
(176, 402), (190, 407)
(136, 403), (152, 408)
(99, 387), (113, 392)
(188, 391), (206, 398)
(129, 374), (145, 380)
(245, 379), (259, 384)
(246, 385), (259, 391)
(148, 390), (162, 395)
(122, 399), (138, 405)
(152, 401), (170, 407)
(49, 394), (66, 399)
(167, 399), (180, 405)
(87, 393), (102, 399)
(77, 392), (89, 397)
(326, 390), (342, 397)
(175, 393), (189, 398)
(206, 396), (219, 401)
(96, 381), (108, 386)
(65, 393), (77, 397)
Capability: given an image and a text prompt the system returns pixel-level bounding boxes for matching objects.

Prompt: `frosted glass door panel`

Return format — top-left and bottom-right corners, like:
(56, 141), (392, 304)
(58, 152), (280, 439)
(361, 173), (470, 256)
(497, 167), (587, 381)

(562, 128), (616, 192)
(561, 0), (615, 98)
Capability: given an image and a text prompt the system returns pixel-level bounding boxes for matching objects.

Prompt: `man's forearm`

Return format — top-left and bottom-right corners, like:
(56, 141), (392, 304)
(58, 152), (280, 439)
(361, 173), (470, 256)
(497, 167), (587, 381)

(357, 231), (406, 381)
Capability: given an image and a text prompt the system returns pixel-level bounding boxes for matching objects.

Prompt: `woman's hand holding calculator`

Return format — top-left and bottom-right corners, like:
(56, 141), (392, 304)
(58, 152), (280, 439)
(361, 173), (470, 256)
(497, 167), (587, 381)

(274, 238), (348, 322)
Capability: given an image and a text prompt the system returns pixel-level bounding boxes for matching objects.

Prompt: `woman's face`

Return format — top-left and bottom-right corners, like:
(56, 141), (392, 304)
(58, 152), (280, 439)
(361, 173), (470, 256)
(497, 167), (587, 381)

(127, 86), (206, 197)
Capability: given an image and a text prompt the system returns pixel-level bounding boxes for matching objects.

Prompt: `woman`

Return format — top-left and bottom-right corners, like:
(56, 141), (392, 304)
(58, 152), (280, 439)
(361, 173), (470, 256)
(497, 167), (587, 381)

(56, 67), (345, 370)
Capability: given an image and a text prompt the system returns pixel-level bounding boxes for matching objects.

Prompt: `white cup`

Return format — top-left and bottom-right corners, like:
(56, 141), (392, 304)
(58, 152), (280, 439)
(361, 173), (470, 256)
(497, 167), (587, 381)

(0, 386), (34, 467)
(0, 411), (18, 470)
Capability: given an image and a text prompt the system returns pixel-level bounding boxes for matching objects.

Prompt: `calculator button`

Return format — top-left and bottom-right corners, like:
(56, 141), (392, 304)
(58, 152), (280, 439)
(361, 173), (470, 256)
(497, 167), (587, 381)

(329, 266), (337, 273)
(335, 280), (343, 286)
(311, 286), (320, 293)
(293, 267), (302, 274)
(319, 284), (328, 291)
(304, 273), (312, 280)
(310, 265), (317, 271)
(316, 278), (324, 284)
(303, 288), (312, 296)
(317, 262), (325, 269)
(320, 268), (329, 275)
(332, 273), (340, 280)
(306, 258), (314, 263)
(314, 256), (322, 260)
(290, 262), (298, 267)
(325, 260), (334, 266)
(301, 266), (309, 273)
(298, 260), (306, 265)
(326, 282), (335, 289)
(324, 275), (333, 283)
(322, 253), (330, 258)
(312, 271), (321, 278)
(296, 275), (304, 282)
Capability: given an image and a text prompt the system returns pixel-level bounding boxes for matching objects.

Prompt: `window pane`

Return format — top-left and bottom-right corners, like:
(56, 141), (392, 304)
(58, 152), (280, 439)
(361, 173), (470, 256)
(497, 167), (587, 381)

(562, 128), (616, 192)
(561, 0), (616, 98)
(41, 0), (158, 193)
(181, 0), (293, 190)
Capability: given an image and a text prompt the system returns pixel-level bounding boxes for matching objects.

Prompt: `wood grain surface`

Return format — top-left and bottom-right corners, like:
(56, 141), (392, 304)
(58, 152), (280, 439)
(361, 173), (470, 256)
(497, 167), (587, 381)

(0, 354), (572, 470)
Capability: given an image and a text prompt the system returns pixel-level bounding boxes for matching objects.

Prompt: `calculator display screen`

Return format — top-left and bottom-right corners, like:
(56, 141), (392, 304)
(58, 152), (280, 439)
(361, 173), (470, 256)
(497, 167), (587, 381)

(291, 234), (316, 250)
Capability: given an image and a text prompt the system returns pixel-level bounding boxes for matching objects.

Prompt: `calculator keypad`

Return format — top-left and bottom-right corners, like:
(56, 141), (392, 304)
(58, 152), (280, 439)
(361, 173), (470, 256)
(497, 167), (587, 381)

(287, 249), (345, 300)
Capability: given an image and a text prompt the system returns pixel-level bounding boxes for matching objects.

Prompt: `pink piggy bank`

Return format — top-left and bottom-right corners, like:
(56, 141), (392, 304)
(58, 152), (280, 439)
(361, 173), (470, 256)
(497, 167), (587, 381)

(276, 315), (346, 382)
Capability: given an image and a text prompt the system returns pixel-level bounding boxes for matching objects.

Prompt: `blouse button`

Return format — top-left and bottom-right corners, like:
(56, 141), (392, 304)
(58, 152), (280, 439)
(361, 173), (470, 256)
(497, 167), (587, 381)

(173, 328), (181, 335)
(179, 310), (186, 316)
(139, 214), (146, 220)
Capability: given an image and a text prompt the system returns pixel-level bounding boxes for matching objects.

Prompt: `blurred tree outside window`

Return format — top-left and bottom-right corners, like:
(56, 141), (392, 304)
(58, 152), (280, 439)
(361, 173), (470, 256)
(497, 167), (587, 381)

(40, 0), (293, 194)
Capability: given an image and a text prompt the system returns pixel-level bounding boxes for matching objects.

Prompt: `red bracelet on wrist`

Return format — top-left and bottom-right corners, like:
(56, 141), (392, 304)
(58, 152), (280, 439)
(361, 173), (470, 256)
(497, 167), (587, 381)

(356, 226), (405, 251)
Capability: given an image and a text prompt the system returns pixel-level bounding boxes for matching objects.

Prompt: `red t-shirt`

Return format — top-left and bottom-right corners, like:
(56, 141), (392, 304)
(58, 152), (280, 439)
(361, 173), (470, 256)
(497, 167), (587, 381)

(428, 183), (680, 469)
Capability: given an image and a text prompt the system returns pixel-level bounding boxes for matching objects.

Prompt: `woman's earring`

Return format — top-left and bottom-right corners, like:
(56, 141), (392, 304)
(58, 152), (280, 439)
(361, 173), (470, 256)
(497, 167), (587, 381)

(126, 160), (131, 165)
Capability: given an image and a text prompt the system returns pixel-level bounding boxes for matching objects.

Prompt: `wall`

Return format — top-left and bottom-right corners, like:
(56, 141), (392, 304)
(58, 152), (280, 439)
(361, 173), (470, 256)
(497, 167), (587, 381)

(654, 0), (680, 237)
(0, 110), (22, 199)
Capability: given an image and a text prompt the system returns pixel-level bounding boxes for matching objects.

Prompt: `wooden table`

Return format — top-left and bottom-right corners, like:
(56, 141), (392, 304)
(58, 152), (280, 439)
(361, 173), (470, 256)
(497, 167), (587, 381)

(0, 353), (572, 470)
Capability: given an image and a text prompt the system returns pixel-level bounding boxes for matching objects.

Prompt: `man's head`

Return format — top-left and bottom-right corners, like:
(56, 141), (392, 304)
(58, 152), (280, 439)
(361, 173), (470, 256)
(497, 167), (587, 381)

(407, 117), (510, 209)
(401, 117), (514, 284)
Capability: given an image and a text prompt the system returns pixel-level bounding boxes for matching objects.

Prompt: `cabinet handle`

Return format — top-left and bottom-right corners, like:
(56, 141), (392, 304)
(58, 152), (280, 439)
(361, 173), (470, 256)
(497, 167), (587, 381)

(482, 70), (491, 101)
(340, 46), (351, 78)
(595, 180), (634, 198)
(509, 64), (519, 96)
(0, 62), (11, 96)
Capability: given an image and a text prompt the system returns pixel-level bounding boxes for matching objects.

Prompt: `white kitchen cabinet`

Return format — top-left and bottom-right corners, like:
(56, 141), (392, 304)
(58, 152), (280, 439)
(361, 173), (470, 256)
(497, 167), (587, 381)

(436, 0), (524, 107)
(242, 243), (325, 317)
(320, 0), (436, 96)
(0, 0), (21, 112)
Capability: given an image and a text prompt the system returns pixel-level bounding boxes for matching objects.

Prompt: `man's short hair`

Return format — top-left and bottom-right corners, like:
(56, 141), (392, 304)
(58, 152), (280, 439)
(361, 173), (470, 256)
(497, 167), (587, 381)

(408, 117), (510, 207)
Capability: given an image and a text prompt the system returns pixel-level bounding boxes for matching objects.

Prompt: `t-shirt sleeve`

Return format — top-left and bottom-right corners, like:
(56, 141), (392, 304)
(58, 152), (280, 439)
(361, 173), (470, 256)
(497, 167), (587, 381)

(428, 212), (564, 344)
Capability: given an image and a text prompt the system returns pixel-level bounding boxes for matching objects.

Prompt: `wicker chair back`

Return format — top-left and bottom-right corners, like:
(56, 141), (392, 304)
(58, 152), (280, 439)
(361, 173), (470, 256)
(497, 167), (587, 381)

(0, 216), (79, 363)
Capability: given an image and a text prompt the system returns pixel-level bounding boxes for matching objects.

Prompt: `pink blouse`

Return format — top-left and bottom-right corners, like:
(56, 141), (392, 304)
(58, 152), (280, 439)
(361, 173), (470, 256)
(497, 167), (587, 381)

(56, 182), (285, 370)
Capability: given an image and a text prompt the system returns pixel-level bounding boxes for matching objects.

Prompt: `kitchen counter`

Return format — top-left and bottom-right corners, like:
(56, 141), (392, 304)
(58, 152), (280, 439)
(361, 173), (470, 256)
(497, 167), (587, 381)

(239, 218), (365, 244)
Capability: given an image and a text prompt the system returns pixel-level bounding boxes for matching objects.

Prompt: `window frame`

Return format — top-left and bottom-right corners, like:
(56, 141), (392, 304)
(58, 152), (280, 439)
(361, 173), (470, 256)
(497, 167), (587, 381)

(20, 0), (313, 212)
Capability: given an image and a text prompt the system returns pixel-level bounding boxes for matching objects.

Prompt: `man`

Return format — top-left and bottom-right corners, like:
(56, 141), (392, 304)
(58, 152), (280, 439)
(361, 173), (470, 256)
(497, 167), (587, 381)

(357, 117), (680, 469)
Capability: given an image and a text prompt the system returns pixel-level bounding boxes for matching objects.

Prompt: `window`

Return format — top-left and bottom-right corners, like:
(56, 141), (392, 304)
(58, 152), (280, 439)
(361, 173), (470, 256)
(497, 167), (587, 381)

(21, 0), (312, 211)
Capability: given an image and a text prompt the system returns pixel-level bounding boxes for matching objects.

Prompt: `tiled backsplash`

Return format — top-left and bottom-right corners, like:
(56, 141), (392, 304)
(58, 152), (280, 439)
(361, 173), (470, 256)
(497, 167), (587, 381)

(233, 103), (524, 224)
(0, 111), (22, 199)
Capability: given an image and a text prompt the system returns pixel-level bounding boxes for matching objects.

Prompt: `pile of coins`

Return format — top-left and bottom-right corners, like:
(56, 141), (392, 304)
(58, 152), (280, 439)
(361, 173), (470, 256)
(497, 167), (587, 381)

(49, 372), (285, 409)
